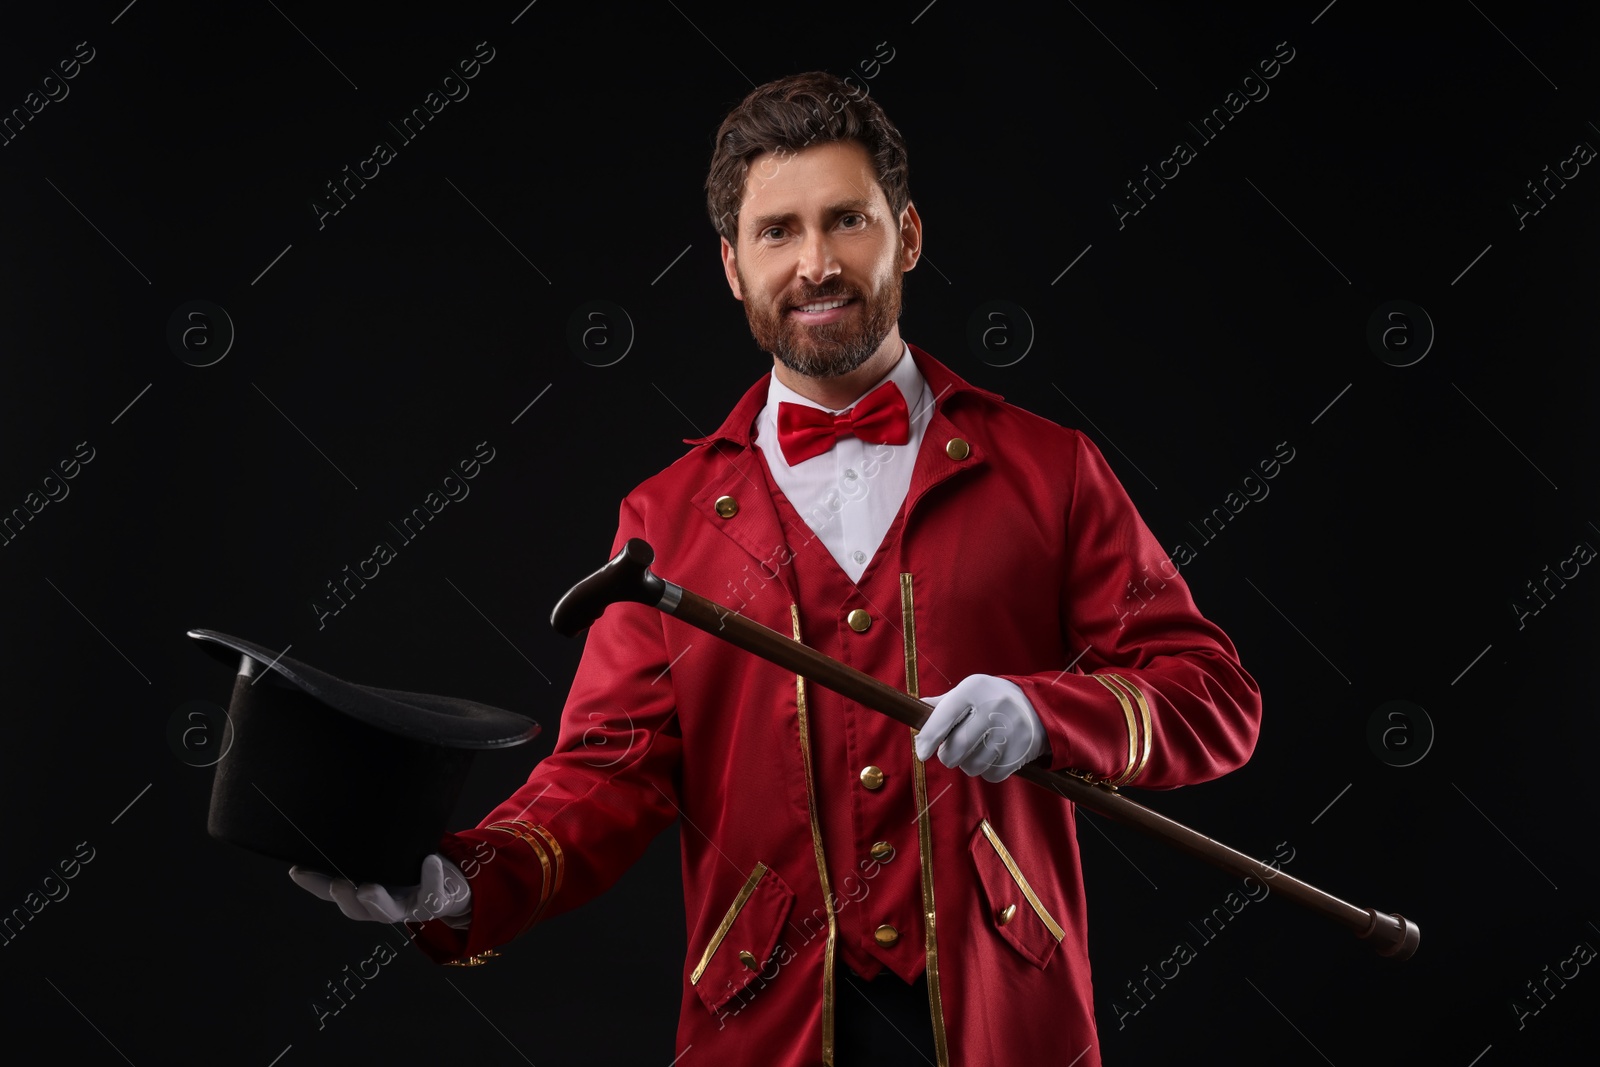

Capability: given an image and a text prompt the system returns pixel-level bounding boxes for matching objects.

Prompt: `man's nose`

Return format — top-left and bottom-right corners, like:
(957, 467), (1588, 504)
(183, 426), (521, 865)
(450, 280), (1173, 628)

(796, 229), (840, 286)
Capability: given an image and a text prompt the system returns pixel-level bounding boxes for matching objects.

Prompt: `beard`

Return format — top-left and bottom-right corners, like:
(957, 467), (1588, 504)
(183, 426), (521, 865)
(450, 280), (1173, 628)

(740, 263), (902, 379)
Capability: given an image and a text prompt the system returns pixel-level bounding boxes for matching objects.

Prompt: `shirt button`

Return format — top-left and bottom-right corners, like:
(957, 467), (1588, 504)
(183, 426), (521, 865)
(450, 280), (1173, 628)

(859, 765), (885, 790)
(874, 924), (900, 946)
(870, 841), (895, 862)
(844, 468), (858, 480)
(945, 438), (970, 461)
(847, 609), (871, 632)
(997, 903), (1018, 927)
(714, 495), (738, 519)
(852, 550), (866, 564)
(738, 949), (758, 970)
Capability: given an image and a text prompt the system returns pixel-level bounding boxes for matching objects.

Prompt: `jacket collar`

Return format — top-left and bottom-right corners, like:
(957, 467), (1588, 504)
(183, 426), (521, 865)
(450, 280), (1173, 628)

(683, 343), (1002, 449)
(682, 344), (1002, 606)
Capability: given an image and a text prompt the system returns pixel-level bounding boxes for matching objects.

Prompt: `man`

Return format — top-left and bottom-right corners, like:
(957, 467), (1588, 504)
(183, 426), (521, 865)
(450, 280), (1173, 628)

(294, 71), (1261, 1065)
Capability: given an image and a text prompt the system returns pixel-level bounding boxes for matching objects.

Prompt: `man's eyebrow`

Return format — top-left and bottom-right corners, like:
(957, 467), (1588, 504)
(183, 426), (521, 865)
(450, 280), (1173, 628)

(825, 198), (874, 215)
(745, 199), (876, 231)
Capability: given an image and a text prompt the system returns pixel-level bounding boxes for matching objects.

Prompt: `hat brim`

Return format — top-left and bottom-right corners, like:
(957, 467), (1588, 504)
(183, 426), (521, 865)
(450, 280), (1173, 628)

(187, 629), (539, 750)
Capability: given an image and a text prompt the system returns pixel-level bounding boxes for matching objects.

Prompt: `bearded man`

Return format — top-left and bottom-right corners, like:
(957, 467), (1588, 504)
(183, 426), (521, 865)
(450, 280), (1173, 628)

(294, 70), (1261, 1066)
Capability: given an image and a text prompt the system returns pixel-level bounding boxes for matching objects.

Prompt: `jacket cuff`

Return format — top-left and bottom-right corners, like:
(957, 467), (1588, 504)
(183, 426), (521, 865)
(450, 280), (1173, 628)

(1006, 671), (1150, 786)
(406, 825), (561, 965)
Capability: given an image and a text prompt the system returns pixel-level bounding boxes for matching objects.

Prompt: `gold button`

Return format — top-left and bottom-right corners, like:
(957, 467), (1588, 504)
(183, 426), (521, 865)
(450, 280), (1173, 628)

(945, 438), (970, 461)
(859, 765), (885, 790)
(997, 903), (1018, 927)
(847, 609), (871, 632)
(874, 924), (900, 946)
(869, 841), (895, 862)
(714, 495), (739, 519)
(738, 949), (758, 970)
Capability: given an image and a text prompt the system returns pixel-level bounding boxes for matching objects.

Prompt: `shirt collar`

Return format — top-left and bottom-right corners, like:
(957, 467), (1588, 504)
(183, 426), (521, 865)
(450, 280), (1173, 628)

(683, 342), (1003, 449)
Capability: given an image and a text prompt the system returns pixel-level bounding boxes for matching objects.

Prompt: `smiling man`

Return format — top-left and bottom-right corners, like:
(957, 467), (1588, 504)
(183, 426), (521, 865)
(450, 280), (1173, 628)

(295, 71), (1262, 1065)
(717, 135), (917, 406)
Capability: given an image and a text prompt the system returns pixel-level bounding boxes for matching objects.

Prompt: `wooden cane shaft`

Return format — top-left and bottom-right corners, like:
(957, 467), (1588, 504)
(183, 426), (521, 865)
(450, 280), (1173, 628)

(670, 584), (1417, 957)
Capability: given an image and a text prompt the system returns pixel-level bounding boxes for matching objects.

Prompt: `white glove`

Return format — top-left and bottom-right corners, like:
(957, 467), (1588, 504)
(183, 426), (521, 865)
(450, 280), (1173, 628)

(289, 853), (472, 930)
(914, 674), (1045, 782)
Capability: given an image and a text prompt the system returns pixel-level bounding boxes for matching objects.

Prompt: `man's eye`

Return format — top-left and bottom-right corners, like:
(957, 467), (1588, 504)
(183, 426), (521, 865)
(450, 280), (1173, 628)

(840, 214), (863, 228)
(763, 227), (785, 240)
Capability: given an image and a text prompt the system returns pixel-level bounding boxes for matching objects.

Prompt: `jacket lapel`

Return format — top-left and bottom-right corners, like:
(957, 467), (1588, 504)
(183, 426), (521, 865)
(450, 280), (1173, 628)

(678, 344), (1000, 600)
(687, 441), (803, 604)
(903, 404), (989, 522)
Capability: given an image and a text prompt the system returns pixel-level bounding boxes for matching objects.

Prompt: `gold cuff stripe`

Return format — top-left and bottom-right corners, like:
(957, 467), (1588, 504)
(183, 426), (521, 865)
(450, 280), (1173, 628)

(903, 573), (951, 1067)
(690, 862), (769, 986)
(979, 818), (1066, 942)
(526, 824), (566, 908)
(485, 822), (555, 932)
(1092, 673), (1140, 785)
(791, 605), (837, 1066)
(490, 825), (551, 933)
(1104, 673), (1152, 784)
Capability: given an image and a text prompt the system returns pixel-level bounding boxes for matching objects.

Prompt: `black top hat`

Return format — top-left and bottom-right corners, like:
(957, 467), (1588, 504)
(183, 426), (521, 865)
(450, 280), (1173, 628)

(189, 629), (539, 885)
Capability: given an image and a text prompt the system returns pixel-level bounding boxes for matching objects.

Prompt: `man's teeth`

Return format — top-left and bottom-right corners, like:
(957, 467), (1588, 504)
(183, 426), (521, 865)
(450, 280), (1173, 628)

(796, 299), (850, 312)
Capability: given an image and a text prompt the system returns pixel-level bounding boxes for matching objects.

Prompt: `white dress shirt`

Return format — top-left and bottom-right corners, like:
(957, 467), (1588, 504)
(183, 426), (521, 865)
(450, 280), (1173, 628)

(753, 344), (933, 584)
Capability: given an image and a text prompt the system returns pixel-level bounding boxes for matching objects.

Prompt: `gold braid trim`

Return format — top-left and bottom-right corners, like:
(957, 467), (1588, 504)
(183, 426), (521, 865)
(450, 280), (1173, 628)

(1103, 673), (1152, 784)
(979, 818), (1066, 941)
(903, 573), (951, 1067)
(791, 604), (838, 1065)
(1091, 674), (1140, 785)
(690, 862), (768, 985)
(484, 822), (555, 932)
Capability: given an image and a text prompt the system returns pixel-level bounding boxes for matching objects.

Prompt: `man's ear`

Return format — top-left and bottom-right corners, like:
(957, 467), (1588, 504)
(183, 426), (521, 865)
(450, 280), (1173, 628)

(898, 201), (923, 272)
(720, 236), (744, 301)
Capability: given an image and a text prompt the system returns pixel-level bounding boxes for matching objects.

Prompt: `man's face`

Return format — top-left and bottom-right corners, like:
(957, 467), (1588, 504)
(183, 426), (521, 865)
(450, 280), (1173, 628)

(720, 140), (920, 379)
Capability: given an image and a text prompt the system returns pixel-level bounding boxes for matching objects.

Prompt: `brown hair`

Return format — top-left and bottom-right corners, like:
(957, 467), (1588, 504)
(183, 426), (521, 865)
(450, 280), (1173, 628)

(705, 71), (910, 244)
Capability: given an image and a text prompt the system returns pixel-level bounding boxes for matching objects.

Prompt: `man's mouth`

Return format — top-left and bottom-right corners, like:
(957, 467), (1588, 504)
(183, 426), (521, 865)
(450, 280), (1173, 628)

(788, 297), (855, 324)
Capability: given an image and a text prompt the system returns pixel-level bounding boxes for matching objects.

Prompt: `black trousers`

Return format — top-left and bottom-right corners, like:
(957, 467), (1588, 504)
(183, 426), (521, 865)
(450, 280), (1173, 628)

(834, 965), (939, 1064)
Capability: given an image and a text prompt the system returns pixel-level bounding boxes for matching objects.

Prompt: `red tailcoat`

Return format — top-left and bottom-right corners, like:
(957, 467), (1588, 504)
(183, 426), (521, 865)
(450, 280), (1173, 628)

(412, 345), (1261, 1066)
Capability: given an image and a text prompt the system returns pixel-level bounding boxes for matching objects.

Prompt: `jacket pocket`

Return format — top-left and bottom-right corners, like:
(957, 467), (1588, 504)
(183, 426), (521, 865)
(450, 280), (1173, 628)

(690, 862), (796, 1014)
(968, 817), (1065, 970)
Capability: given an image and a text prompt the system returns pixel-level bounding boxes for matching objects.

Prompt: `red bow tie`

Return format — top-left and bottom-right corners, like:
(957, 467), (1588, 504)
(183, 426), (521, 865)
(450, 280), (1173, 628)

(776, 380), (911, 466)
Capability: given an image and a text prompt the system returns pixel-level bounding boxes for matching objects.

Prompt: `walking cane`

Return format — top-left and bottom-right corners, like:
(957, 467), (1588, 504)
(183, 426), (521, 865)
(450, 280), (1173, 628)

(551, 538), (1420, 960)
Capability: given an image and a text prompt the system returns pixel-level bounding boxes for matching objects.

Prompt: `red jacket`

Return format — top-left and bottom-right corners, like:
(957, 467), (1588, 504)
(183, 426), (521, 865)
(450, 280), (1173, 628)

(411, 344), (1261, 1066)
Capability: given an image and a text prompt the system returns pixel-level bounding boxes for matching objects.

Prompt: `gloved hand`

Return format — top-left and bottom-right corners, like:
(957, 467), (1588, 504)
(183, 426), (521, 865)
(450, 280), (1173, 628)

(289, 852), (472, 930)
(914, 674), (1045, 782)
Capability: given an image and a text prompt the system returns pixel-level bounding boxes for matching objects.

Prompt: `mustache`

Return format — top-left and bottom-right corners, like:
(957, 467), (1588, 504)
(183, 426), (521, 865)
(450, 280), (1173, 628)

(786, 284), (857, 309)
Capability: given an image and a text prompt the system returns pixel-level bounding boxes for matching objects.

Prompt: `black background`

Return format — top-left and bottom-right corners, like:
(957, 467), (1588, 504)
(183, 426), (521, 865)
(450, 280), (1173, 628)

(2, 1), (1596, 1063)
